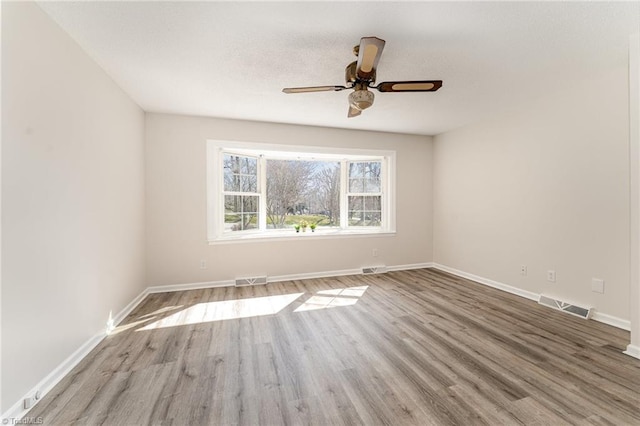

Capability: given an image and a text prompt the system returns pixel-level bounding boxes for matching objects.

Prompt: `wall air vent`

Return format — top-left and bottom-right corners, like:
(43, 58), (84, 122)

(538, 295), (592, 319)
(362, 266), (387, 275)
(235, 276), (268, 287)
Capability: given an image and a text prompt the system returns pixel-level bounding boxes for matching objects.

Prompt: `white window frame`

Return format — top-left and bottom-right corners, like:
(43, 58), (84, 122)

(345, 160), (384, 228)
(220, 151), (262, 231)
(207, 140), (396, 243)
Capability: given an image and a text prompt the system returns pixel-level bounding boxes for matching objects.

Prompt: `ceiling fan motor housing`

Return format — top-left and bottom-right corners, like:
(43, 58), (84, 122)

(345, 61), (376, 86)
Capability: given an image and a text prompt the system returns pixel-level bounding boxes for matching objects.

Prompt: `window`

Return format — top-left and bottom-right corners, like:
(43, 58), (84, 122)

(207, 140), (395, 242)
(223, 154), (259, 231)
(348, 161), (382, 227)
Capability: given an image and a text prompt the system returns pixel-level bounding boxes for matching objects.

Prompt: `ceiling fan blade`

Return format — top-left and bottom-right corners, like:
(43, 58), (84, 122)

(375, 80), (443, 93)
(347, 105), (362, 118)
(282, 85), (348, 94)
(356, 37), (385, 80)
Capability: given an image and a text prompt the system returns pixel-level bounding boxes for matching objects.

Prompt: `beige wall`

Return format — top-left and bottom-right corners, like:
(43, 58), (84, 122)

(145, 113), (433, 286)
(433, 67), (630, 321)
(1, 2), (146, 411)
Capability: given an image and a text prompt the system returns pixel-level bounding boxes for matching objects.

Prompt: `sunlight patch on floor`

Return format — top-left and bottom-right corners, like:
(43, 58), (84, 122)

(295, 286), (369, 312)
(137, 292), (304, 330)
(139, 305), (184, 319)
(109, 318), (157, 335)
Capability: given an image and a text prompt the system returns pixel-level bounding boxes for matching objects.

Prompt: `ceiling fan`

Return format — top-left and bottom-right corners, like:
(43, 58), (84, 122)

(282, 36), (443, 118)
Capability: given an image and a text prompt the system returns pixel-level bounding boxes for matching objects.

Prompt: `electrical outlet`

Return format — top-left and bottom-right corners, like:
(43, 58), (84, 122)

(592, 278), (605, 294)
(547, 270), (556, 283)
(520, 265), (527, 276)
(200, 260), (207, 269)
(372, 249), (378, 257)
(23, 391), (40, 409)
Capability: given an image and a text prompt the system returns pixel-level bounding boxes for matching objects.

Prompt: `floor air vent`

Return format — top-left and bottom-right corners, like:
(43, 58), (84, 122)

(362, 266), (387, 275)
(235, 276), (268, 287)
(538, 295), (592, 319)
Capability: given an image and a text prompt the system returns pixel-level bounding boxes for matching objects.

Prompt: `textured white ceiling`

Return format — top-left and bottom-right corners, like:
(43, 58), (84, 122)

(37, 1), (640, 136)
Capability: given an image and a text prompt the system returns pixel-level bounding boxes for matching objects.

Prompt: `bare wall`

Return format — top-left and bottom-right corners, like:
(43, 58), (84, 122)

(1, 2), (146, 411)
(145, 113), (433, 286)
(433, 67), (630, 321)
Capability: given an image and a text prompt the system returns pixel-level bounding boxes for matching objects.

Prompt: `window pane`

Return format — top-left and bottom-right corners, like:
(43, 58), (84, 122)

(364, 161), (381, 179)
(224, 195), (258, 232)
(348, 162), (363, 178)
(239, 157), (255, 175)
(348, 195), (381, 227)
(349, 178), (364, 193)
(364, 196), (381, 211)
(266, 160), (341, 228)
(311, 162), (341, 227)
(366, 211), (382, 226)
(348, 196), (363, 225)
(241, 175), (257, 192)
(364, 177), (381, 193)
(349, 161), (381, 193)
(224, 154), (257, 192)
(266, 160), (316, 228)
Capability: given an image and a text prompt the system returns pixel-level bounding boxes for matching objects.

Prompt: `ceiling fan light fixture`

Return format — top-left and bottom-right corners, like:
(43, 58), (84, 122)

(348, 89), (374, 111)
(282, 36), (443, 118)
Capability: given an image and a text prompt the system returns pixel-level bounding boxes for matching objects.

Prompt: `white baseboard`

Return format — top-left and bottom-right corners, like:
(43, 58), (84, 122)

(429, 263), (631, 332)
(269, 268), (361, 283)
(109, 289), (149, 330)
(1, 331), (104, 422)
(1, 288), (149, 422)
(430, 263), (539, 301)
(591, 312), (631, 331)
(146, 263), (435, 293)
(270, 263), (434, 282)
(387, 262), (434, 272)
(623, 344), (640, 359)
(147, 279), (233, 294)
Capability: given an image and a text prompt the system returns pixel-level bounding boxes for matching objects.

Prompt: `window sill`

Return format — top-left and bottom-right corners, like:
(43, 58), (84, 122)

(208, 228), (396, 245)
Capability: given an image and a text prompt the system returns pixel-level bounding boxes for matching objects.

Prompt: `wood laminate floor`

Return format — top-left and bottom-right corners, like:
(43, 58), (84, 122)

(27, 269), (640, 425)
